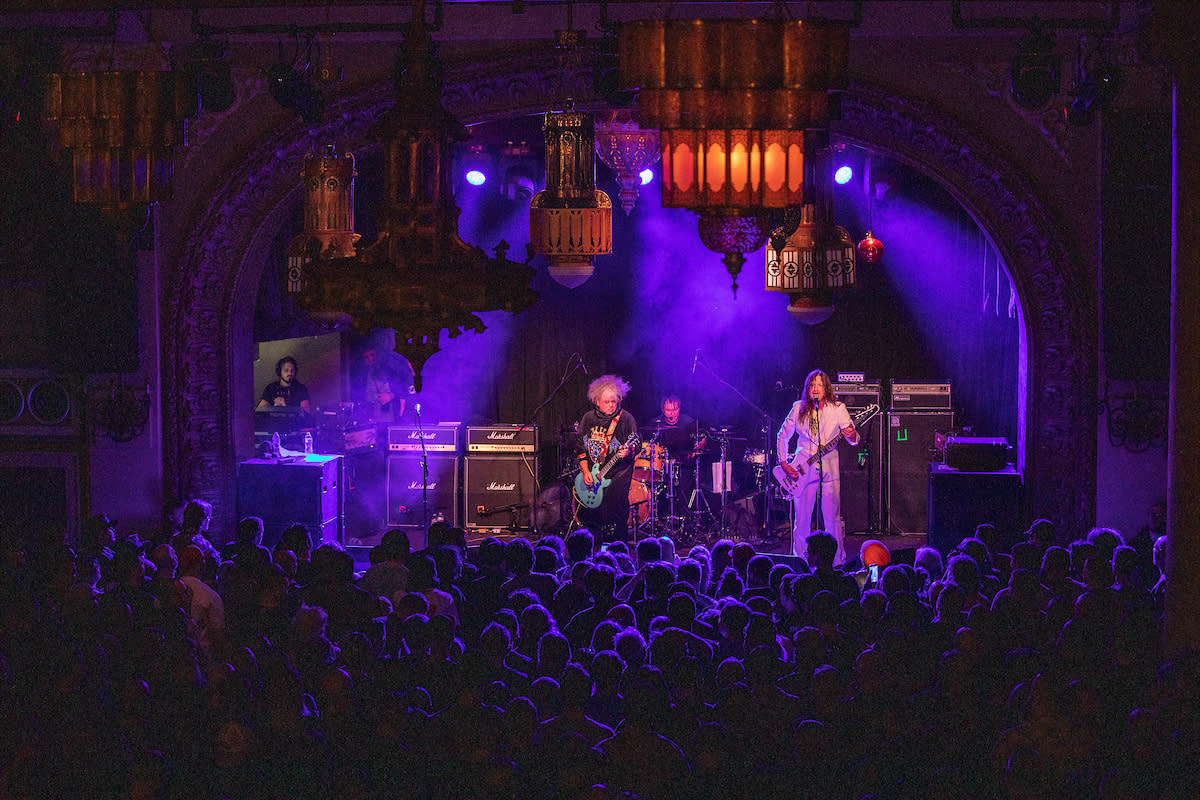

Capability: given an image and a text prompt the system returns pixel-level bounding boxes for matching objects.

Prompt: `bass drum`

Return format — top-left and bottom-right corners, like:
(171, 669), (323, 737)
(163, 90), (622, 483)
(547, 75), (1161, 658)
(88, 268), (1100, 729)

(628, 480), (652, 525)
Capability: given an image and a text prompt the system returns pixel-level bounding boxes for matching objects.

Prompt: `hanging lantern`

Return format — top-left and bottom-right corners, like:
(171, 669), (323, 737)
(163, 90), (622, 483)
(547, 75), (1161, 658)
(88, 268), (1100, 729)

(764, 142), (856, 321)
(857, 230), (884, 263)
(594, 108), (659, 216)
(301, 144), (359, 260)
(619, 18), (849, 297)
(290, 0), (536, 389)
(43, 70), (189, 207)
(530, 102), (613, 287)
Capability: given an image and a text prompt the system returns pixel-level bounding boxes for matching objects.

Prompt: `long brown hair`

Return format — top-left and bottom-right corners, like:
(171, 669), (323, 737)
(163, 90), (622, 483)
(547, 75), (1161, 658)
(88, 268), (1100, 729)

(799, 369), (839, 423)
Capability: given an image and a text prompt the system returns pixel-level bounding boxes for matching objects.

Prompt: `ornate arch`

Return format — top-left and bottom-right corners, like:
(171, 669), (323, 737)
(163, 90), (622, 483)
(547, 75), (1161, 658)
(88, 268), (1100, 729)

(164, 54), (1095, 539)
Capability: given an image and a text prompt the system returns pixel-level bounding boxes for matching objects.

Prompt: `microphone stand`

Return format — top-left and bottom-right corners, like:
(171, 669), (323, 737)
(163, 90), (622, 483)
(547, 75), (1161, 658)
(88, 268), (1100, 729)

(521, 355), (588, 533)
(813, 402), (825, 533)
(694, 353), (773, 538)
(415, 403), (429, 535)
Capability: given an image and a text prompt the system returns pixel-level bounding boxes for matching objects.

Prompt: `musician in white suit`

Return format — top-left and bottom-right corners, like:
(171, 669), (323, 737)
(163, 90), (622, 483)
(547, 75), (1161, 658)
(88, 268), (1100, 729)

(776, 369), (859, 564)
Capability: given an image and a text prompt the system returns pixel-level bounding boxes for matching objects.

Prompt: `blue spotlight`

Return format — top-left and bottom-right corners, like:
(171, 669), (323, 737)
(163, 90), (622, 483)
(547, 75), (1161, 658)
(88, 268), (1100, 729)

(465, 169), (487, 186)
(639, 168), (654, 185)
(835, 165), (853, 185)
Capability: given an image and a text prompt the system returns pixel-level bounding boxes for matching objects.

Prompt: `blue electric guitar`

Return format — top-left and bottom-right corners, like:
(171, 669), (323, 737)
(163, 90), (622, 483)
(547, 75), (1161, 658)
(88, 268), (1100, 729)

(574, 432), (640, 509)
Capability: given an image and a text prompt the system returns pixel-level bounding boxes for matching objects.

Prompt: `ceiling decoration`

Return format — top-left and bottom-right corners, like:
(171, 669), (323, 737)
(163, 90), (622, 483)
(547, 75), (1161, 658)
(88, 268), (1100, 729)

(618, 16), (850, 298)
(285, 0), (536, 389)
(593, 107), (660, 216)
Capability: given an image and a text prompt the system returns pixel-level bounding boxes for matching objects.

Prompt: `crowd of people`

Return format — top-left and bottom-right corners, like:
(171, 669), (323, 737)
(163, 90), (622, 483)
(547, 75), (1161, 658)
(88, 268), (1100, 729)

(0, 501), (1195, 799)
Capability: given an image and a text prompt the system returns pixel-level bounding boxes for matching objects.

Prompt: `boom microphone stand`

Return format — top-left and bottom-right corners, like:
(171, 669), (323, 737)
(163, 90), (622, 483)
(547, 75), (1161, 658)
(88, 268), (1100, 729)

(522, 354), (589, 533)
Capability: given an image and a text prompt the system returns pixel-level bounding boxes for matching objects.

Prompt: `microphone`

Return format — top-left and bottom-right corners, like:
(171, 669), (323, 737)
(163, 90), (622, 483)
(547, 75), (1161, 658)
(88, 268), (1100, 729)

(578, 354), (588, 375)
(415, 402), (422, 416)
(692, 350), (700, 375)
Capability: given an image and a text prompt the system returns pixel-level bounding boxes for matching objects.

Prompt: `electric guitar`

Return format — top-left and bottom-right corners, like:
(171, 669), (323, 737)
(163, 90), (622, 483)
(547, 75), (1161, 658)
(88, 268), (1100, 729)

(772, 404), (880, 495)
(574, 432), (640, 509)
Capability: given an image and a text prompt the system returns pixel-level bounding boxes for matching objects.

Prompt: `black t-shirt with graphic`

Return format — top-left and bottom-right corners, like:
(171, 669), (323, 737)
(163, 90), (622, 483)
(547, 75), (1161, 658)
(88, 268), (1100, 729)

(260, 380), (310, 408)
(577, 408), (638, 483)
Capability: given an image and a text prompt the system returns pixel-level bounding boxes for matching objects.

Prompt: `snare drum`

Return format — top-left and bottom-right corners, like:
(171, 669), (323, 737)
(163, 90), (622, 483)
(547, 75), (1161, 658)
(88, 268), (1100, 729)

(633, 442), (667, 482)
(743, 448), (767, 467)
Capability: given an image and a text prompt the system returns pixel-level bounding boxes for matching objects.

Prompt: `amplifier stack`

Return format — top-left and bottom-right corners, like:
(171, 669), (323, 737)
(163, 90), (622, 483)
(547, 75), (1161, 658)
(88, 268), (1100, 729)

(382, 423), (539, 537)
(885, 380), (953, 535)
(464, 425), (537, 530)
(831, 382), (883, 534)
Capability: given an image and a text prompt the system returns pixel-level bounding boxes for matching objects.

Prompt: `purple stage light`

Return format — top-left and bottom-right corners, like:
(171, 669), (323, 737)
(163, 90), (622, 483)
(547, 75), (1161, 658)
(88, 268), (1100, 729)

(835, 165), (853, 185)
(639, 168), (653, 185)
(465, 169), (487, 186)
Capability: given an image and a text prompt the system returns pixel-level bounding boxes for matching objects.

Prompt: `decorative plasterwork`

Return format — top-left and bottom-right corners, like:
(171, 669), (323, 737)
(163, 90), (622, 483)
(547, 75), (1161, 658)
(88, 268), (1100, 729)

(163, 56), (1095, 541)
(939, 59), (1074, 164)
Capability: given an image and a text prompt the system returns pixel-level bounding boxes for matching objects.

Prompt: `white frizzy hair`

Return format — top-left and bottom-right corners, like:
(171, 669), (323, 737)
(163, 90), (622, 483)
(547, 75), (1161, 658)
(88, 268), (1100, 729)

(587, 374), (631, 405)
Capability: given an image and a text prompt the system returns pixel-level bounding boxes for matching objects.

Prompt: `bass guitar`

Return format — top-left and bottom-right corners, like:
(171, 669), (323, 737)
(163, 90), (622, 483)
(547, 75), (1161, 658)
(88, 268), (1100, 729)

(772, 404), (880, 495)
(574, 432), (640, 509)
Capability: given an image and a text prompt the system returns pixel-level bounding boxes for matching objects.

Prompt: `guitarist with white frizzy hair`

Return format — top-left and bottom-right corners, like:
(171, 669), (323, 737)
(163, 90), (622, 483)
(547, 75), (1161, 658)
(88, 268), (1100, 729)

(776, 369), (859, 564)
(576, 374), (638, 543)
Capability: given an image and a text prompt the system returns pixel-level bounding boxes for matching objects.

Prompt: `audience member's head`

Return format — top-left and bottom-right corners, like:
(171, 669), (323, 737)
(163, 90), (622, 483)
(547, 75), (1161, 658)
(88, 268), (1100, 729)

(806, 531), (838, 570)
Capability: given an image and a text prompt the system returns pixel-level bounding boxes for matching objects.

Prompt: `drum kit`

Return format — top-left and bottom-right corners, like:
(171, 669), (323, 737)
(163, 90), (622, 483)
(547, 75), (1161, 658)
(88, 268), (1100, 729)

(545, 419), (784, 545)
(621, 422), (770, 544)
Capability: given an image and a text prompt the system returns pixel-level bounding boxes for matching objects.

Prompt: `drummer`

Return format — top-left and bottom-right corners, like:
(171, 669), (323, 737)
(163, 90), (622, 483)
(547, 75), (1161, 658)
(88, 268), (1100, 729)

(647, 394), (707, 508)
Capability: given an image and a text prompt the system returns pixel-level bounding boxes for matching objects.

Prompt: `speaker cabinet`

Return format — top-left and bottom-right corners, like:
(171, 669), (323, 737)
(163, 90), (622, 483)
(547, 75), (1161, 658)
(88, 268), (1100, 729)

(237, 455), (344, 548)
(927, 464), (1023, 556)
(386, 454), (459, 528)
(838, 410), (883, 534)
(463, 455), (536, 530)
(886, 410), (952, 534)
(344, 449), (388, 545)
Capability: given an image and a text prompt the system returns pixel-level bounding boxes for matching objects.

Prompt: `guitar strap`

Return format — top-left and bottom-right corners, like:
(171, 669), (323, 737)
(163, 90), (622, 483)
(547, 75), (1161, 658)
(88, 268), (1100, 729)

(601, 415), (620, 455)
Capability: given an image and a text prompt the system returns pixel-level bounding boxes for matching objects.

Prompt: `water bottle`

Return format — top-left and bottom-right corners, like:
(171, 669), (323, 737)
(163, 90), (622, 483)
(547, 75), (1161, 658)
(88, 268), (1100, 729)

(271, 432), (281, 458)
(303, 431), (313, 455)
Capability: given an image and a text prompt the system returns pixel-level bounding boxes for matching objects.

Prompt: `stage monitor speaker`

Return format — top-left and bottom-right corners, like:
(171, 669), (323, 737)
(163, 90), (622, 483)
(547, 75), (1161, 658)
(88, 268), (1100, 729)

(838, 410), (883, 534)
(927, 464), (1023, 556)
(886, 410), (952, 534)
(463, 455), (536, 530)
(386, 454), (459, 528)
(237, 455), (344, 548)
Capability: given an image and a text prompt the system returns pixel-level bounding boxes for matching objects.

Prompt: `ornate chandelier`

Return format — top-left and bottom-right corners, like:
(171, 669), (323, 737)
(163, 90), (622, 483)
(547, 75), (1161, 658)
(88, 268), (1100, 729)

(593, 108), (660, 216)
(287, 0), (535, 388)
(619, 17), (849, 297)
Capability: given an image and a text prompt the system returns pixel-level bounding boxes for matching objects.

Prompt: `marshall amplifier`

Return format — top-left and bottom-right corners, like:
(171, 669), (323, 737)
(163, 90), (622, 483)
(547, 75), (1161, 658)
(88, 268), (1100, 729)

(386, 454), (460, 527)
(888, 381), (952, 410)
(832, 382), (881, 410)
(466, 424), (538, 453)
(463, 455), (535, 529)
(387, 423), (460, 453)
